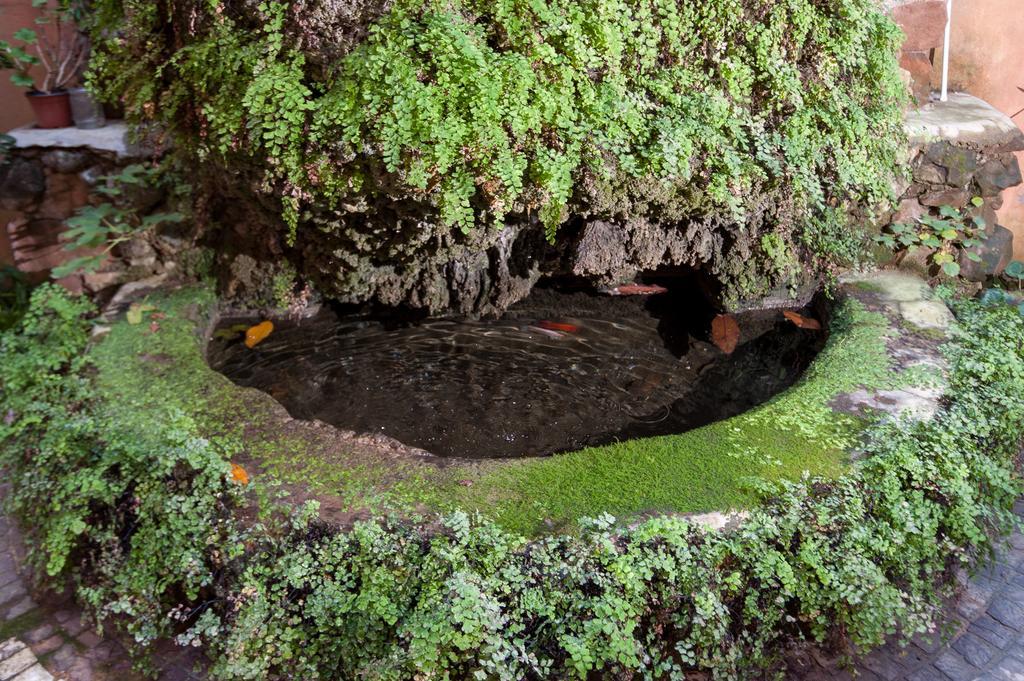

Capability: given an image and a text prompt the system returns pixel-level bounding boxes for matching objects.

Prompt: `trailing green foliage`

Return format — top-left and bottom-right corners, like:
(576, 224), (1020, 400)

(1, 282), (1022, 678)
(875, 198), (988, 279)
(52, 163), (187, 278)
(87, 0), (905, 274)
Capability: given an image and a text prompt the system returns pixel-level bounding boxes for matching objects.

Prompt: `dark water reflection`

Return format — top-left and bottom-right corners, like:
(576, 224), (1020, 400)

(208, 288), (823, 458)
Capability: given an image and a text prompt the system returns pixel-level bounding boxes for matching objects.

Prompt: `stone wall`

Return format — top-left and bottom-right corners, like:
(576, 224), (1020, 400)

(885, 0), (1024, 260)
(894, 93), (1024, 279)
(0, 124), (182, 296)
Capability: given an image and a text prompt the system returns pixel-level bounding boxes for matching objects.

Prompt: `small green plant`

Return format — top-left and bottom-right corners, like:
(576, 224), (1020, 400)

(1004, 260), (1024, 290)
(0, 1), (87, 93)
(876, 199), (987, 278)
(52, 164), (185, 278)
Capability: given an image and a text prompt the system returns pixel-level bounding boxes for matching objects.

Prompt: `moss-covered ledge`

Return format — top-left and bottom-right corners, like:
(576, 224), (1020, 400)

(88, 270), (950, 536)
(3, 278), (1021, 680)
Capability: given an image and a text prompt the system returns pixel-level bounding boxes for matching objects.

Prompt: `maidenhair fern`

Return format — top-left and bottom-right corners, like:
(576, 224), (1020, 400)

(87, 0), (906, 256)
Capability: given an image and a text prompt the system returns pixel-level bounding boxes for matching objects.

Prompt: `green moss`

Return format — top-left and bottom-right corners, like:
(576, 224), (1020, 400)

(89, 287), (923, 536)
(88, 286), (436, 516)
(0, 609), (44, 643)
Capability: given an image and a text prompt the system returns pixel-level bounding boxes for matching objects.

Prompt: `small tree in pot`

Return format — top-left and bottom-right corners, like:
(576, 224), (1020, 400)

(0, 0), (88, 129)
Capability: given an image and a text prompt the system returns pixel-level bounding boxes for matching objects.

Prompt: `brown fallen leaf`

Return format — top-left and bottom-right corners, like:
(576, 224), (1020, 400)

(149, 321), (161, 334)
(245, 320), (274, 349)
(150, 312), (167, 321)
(711, 313), (740, 354)
(783, 310), (822, 330)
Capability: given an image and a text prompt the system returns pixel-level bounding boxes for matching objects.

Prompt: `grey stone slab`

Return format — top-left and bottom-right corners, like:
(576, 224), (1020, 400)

(933, 649), (981, 681)
(990, 600), (1024, 631)
(953, 632), (997, 668)
(0, 648), (35, 681)
(905, 93), (1024, 152)
(862, 649), (908, 680)
(6, 122), (141, 159)
(12, 665), (54, 681)
(0, 582), (26, 607)
(906, 667), (950, 681)
(0, 640), (24, 662)
(989, 654), (1024, 680)
(1, 598), (34, 622)
(971, 616), (1015, 649)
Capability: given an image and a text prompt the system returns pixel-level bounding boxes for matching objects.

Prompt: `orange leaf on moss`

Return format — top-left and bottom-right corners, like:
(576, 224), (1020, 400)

(244, 321), (274, 349)
(230, 463), (250, 485)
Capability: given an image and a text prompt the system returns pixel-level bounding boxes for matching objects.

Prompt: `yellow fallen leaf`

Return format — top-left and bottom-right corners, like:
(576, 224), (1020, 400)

(230, 463), (250, 485)
(244, 321), (274, 349)
(126, 303), (155, 325)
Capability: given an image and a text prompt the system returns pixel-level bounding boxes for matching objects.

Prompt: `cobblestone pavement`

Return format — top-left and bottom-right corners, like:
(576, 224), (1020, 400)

(5, 495), (1024, 679)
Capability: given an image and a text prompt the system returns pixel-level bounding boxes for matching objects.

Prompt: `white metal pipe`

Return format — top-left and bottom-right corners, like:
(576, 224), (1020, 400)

(941, 0), (952, 101)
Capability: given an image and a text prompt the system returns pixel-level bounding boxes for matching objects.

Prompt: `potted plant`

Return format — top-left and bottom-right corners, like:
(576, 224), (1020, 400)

(0, 1), (88, 129)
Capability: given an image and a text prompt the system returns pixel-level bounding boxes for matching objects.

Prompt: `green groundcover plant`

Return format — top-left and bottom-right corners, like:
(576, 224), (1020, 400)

(0, 284), (1022, 678)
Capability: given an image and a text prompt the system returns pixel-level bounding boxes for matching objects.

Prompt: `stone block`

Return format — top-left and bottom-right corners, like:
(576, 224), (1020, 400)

(891, 0), (948, 51)
(40, 150), (88, 174)
(920, 188), (968, 207)
(892, 197), (927, 225)
(900, 50), (935, 104)
(905, 93), (1024, 152)
(924, 144), (978, 187)
(14, 664), (54, 681)
(989, 598), (1024, 630)
(952, 632), (997, 668)
(976, 155), (1023, 197)
(932, 649), (979, 681)
(959, 224), (1014, 282)
(0, 159), (45, 203)
(913, 161), (946, 185)
(970, 615), (1015, 649)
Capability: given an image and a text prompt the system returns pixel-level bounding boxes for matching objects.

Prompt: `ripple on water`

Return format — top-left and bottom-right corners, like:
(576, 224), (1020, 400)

(208, 289), (823, 458)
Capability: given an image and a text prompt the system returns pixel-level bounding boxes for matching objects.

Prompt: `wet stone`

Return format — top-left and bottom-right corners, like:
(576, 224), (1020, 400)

(3, 597), (35, 621)
(861, 650), (906, 680)
(30, 636), (63, 657)
(21, 626), (54, 645)
(932, 649), (980, 681)
(905, 666), (949, 681)
(989, 599), (1024, 631)
(952, 632), (997, 668)
(971, 616), (1016, 649)
(0, 581), (26, 606)
(991, 654), (1024, 679)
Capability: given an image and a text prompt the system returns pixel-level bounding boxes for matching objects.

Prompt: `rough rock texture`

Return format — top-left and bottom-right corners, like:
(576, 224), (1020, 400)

(889, 94), (1024, 279)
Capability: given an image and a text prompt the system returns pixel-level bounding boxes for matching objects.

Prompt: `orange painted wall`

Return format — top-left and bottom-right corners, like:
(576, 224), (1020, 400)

(0, 0), (42, 133)
(937, 0), (1024, 258)
(1, 2), (47, 265)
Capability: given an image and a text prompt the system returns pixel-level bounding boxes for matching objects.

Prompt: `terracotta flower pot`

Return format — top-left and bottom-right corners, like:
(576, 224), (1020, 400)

(25, 90), (73, 129)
